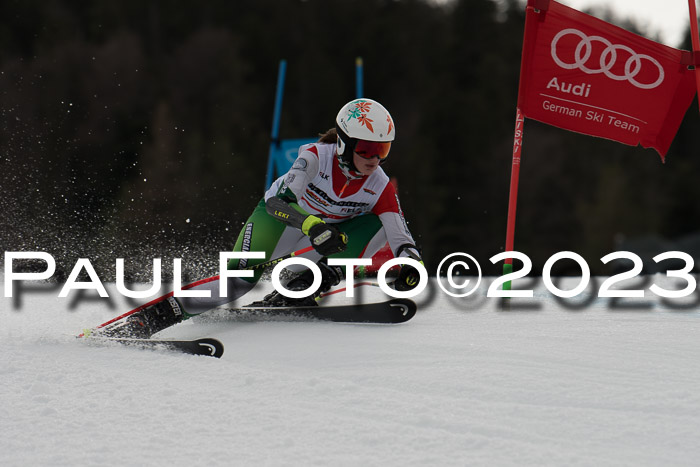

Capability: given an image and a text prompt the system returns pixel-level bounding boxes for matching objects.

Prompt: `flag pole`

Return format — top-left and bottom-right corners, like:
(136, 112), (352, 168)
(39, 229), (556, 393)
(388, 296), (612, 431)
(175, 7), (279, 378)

(355, 57), (364, 98)
(502, 0), (545, 293)
(503, 108), (525, 291)
(688, 0), (700, 112)
(265, 59), (287, 190)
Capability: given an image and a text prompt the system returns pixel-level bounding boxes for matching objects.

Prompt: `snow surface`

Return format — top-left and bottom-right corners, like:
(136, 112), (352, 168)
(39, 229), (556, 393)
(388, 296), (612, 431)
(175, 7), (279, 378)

(2, 276), (700, 466)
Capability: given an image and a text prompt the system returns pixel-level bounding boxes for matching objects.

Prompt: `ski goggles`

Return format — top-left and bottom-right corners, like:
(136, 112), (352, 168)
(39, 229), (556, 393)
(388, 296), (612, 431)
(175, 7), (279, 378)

(354, 140), (392, 161)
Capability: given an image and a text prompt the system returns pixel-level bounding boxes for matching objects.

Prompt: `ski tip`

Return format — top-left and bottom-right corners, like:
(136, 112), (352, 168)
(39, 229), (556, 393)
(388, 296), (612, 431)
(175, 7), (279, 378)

(387, 298), (417, 323)
(194, 338), (225, 358)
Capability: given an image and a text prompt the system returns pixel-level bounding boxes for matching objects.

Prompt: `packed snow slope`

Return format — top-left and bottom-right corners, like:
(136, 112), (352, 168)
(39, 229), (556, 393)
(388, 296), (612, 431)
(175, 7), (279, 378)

(2, 276), (700, 466)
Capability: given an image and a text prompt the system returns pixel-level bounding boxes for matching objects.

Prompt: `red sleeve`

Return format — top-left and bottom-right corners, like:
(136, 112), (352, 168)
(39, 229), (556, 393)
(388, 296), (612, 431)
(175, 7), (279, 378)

(372, 181), (399, 215)
(304, 145), (319, 159)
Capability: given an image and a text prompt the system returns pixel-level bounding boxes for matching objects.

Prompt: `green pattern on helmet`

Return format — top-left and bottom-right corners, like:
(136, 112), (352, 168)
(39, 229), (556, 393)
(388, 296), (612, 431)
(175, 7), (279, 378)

(347, 107), (362, 120)
(346, 99), (368, 121)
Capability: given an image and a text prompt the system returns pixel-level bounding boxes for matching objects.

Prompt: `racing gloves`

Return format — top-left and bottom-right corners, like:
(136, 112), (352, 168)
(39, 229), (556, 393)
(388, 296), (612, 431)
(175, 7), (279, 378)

(394, 263), (422, 291)
(303, 216), (348, 256)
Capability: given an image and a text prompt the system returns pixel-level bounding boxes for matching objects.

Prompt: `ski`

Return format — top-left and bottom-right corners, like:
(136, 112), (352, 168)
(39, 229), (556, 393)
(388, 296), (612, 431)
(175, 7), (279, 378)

(84, 337), (224, 358)
(228, 298), (417, 324)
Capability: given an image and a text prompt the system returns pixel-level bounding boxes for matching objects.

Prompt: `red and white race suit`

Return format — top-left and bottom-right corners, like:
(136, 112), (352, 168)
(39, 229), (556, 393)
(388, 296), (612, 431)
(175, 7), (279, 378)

(265, 142), (419, 259)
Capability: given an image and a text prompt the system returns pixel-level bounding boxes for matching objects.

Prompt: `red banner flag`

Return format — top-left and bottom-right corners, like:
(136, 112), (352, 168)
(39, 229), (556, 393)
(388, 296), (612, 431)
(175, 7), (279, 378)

(518, 0), (697, 159)
(688, 0), (700, 114)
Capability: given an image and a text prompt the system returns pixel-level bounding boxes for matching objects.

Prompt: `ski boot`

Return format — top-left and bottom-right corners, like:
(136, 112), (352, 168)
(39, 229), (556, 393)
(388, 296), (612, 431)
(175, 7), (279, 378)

(253, 259), (343, 307)
(93, 297), (186, 339)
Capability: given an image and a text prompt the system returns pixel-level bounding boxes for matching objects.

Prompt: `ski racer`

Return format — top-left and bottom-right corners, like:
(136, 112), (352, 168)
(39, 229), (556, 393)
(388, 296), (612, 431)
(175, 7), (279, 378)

(93, 98), (423, 339)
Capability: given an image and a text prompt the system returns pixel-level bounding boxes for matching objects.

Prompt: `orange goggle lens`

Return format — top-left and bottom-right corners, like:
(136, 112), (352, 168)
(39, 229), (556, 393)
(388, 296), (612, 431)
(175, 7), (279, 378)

(354, 140), (391, 160)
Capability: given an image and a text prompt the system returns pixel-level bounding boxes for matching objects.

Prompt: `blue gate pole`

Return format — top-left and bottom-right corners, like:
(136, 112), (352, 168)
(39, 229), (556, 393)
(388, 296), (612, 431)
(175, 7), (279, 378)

(355, 57), (364, 98)
(265, 59), (287, 189)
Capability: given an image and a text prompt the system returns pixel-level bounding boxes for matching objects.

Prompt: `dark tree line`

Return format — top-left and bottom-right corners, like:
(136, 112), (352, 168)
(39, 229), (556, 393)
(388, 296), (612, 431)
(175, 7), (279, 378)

(1, 0), (698, 280)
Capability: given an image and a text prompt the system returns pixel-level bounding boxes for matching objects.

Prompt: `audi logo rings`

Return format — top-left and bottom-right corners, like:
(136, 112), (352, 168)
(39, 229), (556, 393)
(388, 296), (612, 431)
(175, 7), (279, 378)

(551, 28), (665, 90)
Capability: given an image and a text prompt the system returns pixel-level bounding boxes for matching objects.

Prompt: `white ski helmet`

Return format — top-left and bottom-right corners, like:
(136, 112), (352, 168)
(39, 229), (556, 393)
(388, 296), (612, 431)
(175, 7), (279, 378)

(335, 98), (395, 171)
